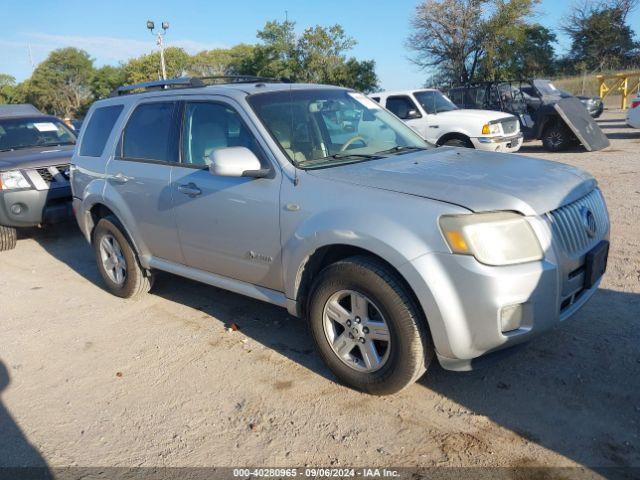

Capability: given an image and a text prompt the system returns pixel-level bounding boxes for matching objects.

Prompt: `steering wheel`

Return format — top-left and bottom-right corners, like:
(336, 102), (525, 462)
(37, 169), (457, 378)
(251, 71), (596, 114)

(339, 136), (367, 152)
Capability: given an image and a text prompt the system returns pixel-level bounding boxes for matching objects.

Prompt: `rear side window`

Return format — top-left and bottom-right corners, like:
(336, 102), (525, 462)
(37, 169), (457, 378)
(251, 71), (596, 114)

(122, 102), (177, 162)
(385, 96), (421, 119)
(80, 105), (123, 157)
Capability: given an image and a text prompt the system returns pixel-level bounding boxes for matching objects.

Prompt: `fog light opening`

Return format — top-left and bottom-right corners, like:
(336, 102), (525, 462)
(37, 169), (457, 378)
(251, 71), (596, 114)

(500, 304), (525, 333)
(10, 203), (24, 215)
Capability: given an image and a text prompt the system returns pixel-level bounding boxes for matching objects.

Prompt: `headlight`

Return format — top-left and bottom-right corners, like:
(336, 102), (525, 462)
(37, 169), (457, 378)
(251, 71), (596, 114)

(481, 122), (502, 135)
(0, 170), (30, 190)
(440, 212), (543, 266)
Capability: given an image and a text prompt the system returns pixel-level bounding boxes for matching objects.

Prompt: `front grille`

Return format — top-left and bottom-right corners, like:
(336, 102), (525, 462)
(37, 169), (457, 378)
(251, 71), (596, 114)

(500, 118), (518, 135)
(547, 189), (609, 256)
(36, 164), (70, 184)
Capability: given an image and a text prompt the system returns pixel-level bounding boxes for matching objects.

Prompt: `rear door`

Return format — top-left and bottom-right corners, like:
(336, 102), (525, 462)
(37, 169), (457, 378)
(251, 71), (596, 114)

(106, 100), (183, 263)
(170, 98), (283, 290)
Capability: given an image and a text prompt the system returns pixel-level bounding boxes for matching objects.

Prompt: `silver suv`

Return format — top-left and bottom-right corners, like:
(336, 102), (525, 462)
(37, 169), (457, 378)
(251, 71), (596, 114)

(71, 77), (610, 395)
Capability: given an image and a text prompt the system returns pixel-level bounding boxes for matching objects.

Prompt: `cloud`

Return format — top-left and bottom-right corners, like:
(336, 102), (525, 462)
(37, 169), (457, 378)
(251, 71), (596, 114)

(0, 33), (225, 75)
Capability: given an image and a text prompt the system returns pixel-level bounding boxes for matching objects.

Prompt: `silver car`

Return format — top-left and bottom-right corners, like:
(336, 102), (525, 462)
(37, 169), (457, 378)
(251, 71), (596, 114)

(71, 77), (610, 395)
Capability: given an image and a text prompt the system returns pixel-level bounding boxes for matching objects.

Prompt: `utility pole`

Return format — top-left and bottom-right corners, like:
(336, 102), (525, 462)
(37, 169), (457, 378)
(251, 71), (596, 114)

(147, 20), (169, 80)
(27, 44), (35, 72)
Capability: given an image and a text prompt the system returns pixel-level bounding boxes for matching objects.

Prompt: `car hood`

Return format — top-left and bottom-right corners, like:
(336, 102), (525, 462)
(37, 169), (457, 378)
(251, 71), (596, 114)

(307, 148), (596, 216)
(439, 109), (515, 123)
(0, 145), (75, 172)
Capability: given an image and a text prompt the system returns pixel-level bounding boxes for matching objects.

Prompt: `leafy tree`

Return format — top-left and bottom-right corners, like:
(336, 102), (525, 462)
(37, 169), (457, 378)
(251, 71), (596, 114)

(407, 0), (539, 85)
(91, 65), (126, 99)
(122, 47), (191, 84)
(0, 74), (17, 104)
(189, 44), (257, 76)
(479, 23), (557, 79)
(563, 0), (639, 71)
(28, 48), (94, 117)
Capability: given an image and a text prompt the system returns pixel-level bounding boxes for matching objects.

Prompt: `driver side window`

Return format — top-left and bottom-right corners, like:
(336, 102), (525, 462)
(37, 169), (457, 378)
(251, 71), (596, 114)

(181, 102), (262, 167)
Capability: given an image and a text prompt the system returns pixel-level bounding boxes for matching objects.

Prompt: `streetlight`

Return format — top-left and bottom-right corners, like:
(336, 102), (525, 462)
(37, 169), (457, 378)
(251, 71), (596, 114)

(147, 20), (169, 80)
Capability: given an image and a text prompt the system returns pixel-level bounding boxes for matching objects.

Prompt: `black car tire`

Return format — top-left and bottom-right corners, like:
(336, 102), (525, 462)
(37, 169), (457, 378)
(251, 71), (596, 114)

(93, 216), (153, 299)
(307, 255), (434, 395)
(442, 138), (473, 148)
(542, 123), (573, 152)
(0, 225), (17, 251)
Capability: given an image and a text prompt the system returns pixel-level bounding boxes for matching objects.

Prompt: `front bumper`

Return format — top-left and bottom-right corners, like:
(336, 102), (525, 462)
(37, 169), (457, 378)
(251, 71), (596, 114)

(472, 132), (523, 153)
(0, 186), (72, 227)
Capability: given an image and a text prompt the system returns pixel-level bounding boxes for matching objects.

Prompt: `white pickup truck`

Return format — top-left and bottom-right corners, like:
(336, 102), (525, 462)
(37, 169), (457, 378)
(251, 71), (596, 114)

(370, 89), (523, 152)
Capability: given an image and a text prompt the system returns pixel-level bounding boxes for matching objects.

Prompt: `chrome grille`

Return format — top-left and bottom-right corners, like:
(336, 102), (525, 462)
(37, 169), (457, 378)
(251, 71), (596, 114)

(36, 164), (70, 184)
(500, 118), (518, 135)
(547, 189), (609, 256)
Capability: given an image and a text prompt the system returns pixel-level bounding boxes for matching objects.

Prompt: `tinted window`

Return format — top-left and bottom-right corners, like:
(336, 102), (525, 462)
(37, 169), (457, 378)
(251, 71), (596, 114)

(370, 96), (381, 103)
(122, 102), (177, 162)
(181, 102), (262, 166)
(385, 96), (421, 119)
(80, 105), (123, 157)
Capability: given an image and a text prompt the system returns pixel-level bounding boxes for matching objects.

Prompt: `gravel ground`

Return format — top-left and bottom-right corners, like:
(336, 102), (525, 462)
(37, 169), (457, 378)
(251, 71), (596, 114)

(0, 110), (638, 476)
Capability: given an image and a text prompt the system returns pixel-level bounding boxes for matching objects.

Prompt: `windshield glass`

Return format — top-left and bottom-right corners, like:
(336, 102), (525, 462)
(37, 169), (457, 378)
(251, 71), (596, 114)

(248, 89), (429, 168)
(0, 117), (76, 152)
(413, 90), (458, 114)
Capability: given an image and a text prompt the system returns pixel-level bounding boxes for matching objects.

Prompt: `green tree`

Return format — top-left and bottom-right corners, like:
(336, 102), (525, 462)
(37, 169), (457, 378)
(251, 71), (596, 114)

(563, 0), (639, 71)
(91, 65), (126, 99)
(28, 47), (95, 117)
(0, 74), (17, 104)
(479, 23), (557, 79)
(122, 47), (191, 84)
(189, 44), (257, 76)
(407, 0), (539, 84)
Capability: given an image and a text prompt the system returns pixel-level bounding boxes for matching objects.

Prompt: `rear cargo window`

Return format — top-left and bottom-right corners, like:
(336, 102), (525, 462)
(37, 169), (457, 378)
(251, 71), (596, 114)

(80, 105), (124, 157)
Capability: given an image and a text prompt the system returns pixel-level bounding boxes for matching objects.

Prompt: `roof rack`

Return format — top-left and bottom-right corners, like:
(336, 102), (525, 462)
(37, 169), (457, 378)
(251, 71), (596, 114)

(110, 75), (288, 97)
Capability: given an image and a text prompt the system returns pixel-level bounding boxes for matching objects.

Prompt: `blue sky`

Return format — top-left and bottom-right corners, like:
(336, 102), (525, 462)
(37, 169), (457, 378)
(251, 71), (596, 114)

(2, 0), (638, 90)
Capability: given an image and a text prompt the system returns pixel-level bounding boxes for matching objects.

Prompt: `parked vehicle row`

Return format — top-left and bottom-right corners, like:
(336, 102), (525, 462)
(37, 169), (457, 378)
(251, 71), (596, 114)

(68, 76), (610, 395)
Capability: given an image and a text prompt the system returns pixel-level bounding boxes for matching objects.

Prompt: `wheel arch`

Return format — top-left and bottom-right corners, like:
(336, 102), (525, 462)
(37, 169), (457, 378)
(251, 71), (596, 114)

(436, 131), (473, 147)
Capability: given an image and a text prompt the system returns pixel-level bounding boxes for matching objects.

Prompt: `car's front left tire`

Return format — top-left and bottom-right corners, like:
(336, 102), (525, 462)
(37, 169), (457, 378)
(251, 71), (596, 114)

(307, 255), (434, 395)
(93, 216), (153, 299)
(0, 225), (17, 251)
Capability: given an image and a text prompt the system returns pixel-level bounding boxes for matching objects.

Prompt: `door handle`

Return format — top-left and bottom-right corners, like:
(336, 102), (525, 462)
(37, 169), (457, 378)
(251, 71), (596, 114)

(178, 183), (202, 197)
(111, 172), (131, 184)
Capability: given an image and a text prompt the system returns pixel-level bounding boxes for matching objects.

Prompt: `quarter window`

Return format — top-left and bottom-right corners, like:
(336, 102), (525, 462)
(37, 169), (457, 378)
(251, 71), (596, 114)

(385, 96), (421, 119)
(80, 105), (123, 157)
(122, 102), (177, 162)
(181, 102), (262, 167)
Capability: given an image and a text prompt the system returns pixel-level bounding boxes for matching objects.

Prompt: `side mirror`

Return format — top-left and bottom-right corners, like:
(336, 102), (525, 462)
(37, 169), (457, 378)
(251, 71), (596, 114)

(406, 109), (421, 119)
(209, 147), (270, 178)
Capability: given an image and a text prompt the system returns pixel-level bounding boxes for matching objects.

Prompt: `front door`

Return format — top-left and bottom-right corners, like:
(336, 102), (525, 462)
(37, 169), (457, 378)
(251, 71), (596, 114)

(170, 100), (282, 290)
(385, 95), (427, 138)
(106, 100), (183, 263)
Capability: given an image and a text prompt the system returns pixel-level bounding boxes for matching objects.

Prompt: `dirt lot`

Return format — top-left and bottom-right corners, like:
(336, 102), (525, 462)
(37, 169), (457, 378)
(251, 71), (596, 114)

(1, 111), (639, 475)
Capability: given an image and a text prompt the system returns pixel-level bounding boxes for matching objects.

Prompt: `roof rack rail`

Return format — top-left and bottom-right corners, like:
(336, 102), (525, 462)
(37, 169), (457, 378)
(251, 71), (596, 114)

(110, 75), (289, 97)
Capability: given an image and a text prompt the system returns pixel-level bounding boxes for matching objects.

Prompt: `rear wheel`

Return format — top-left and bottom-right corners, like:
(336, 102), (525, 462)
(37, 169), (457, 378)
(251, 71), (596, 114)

(542, 123), (573, 152)
(307, 255), (433, 395)
(93, 216), (153, 299)
(0, 225), (17, 251)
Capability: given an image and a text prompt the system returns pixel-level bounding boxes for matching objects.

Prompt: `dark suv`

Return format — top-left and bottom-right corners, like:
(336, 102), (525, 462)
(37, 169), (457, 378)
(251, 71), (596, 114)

(0, 104), (76, 251)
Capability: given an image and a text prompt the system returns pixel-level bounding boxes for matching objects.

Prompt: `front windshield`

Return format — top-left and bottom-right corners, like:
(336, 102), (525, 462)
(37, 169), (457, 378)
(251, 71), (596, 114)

(413, 90), (458, 114)
(248, 89), (429, 168)
(0, 117), (76, 152)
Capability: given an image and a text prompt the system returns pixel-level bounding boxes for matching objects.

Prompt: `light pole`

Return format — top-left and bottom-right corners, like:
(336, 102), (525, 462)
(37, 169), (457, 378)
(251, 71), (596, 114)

(147, 20), (169, 80)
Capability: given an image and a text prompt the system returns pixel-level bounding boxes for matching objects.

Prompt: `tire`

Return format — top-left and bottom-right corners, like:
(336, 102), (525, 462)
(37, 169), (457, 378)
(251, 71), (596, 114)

(442, 137), (473, 148)
(307, 255), (433, 395)
(0, 225), (17, 251)
(542, 123), (573, 152)
(93, 216), (153, 299)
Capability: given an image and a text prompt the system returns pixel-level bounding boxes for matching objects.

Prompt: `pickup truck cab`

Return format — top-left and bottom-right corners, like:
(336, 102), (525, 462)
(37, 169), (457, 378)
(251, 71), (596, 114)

(72, 77), (609, 395)
(0, 104), (76, 251)
(370, 89), (523, 152)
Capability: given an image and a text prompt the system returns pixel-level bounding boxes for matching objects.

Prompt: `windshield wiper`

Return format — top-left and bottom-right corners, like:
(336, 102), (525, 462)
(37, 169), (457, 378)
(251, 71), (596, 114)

(38, 142), (75, 148)
(298, 152), (381, 167)
(375, 145), (426, 155)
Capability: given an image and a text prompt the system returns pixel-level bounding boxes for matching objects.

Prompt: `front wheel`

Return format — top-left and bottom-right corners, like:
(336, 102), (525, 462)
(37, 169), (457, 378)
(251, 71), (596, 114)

(0, 225), (17, 251)
(542, 123), (573, 152)
(307, 256), (433, 395)
(93, 216), (153, 299)
(442, 137), (473, 148)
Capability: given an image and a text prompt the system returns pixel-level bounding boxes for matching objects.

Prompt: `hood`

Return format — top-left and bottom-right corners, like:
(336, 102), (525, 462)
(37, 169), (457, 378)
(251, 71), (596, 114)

(439, 109), (515, 123)
(307, 148), (595, 216)
(0, 145), (75, 172)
